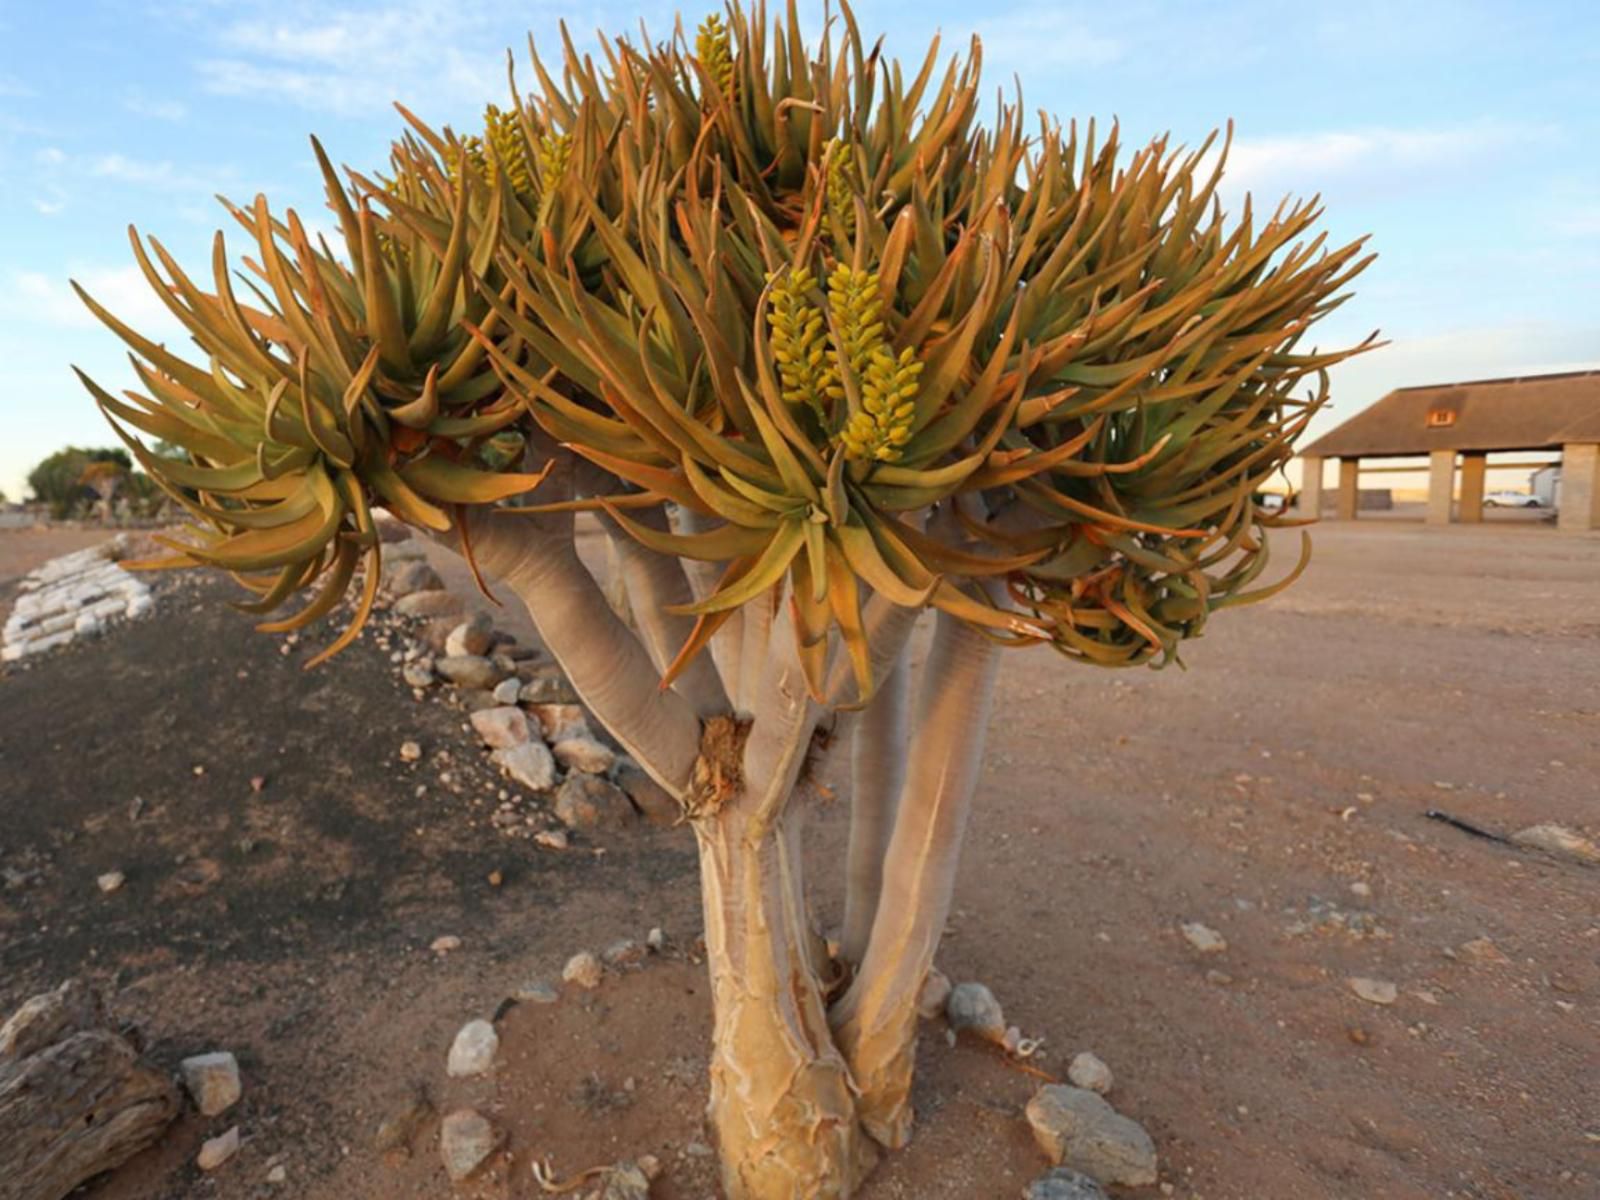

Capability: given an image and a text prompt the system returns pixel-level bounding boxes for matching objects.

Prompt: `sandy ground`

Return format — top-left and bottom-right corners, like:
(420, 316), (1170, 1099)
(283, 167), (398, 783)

(1, 519), (1597, 1200)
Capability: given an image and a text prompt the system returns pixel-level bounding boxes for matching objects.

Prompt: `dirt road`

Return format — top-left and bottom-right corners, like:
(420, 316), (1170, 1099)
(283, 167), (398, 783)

(1, 520), (1595, 1199)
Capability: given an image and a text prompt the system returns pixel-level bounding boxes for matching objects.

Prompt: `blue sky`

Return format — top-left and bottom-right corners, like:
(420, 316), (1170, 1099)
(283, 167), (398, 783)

(2, 0), (1597, 498)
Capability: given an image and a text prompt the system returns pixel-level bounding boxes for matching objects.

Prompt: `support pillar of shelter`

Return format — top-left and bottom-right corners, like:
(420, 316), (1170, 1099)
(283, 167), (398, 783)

(1557, 443), (1600, 533)
(1458, 452), (1487, 524)
(1335, 458), (1359, 521)
(1298, 456), (1324, 516)
(1426, 450), (1456, 526)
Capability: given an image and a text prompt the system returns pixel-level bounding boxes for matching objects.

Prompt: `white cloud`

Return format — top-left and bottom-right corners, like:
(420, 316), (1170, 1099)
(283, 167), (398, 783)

(0, 73), (34, 98)
(1221, 122), (1548, 203)
(35, 146), (65, 165)
(33, 199), (65, 215)
(0, 267), (183, 340)
(87, 152), (241, 198)
(195, 0), (512, 117)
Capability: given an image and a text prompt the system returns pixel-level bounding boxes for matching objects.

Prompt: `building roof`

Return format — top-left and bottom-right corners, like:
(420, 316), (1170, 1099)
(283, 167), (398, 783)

(1300, 370), (1600, 458)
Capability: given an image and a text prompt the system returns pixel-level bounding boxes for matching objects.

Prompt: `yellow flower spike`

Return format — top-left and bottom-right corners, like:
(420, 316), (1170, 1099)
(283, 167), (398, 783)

(483, 104), (533, 196)
(695, 13), (736, 101)
(766, 266), (836, 421)
(825, 264), (885, 393)
(842, 344), (923, 463)
(446, 135), (490, 205)
(536, 130), (572, 198)
(824, 139), (855, 236)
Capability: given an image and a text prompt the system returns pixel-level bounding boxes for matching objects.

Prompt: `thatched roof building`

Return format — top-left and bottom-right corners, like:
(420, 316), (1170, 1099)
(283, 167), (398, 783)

(1298, 370), (1600, 531)
(1301, 370), (1600, 459)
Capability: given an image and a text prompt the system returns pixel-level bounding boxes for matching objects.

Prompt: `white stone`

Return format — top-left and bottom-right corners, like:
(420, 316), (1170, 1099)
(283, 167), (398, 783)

(1025, 1085), (1157, 1187)
(492, 741), (558, 792)
(563, 951), (603, 990)
(440, 1109), (501, 1182)
(1067, 1052), (1114, 1095)
(181, 1051), (242, 1116)
(96, 871), (125, 893)
(946, 981), (1006, 1042)
(1348, 977), (1398, 1005)
(1180, 921), (1228, 954)
(553, 736), (616, 775)
(445, 613), (494, 657)
(197, 1125), (241, 1171)
(447, 1019), (499, 1077)
(492, 677), (522, 705)
(471, 705), (531, 750)
(528, 703), (590, 742)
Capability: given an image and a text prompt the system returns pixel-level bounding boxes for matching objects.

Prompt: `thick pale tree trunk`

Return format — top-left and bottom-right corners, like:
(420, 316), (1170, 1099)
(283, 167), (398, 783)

(839, 657), (910, 965)
(463, 507), (1001, 1192)
(695, 800), (874, 1199)
(830, 611), (1001, 1148)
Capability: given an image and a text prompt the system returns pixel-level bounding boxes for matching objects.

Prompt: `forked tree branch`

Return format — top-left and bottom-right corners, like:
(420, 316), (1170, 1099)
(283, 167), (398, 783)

(445, 493), (703, 798)
(595, 505), (730, 717)
(829, 607), (1002, 1148)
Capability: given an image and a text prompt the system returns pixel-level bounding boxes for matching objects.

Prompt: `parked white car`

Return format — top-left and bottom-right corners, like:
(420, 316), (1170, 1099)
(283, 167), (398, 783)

(1483, 491), (1542, 508)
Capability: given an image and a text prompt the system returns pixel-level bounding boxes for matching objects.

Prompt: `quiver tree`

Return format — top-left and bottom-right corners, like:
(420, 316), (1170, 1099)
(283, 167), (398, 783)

(75, 4), (1375, 1195)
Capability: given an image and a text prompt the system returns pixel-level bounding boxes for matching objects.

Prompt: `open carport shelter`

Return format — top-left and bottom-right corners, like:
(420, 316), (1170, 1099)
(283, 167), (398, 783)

(1297, 370), (1600, 532)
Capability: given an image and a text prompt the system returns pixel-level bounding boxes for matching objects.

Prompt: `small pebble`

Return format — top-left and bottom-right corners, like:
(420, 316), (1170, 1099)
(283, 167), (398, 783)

(96, 871), (125, 893)
(1067, 1051), (1114, 1094)
(197, 1126), (241, 1172)
(563, 951), (603, 989)
(515, 980), (560, 1005)
(447, 1019), (499, 1078)
(1180, 921), (1227, 954)
(946, 981), (1006, 1043)
(1348, 977), (1398, 1005)
(399, 741), (423, 762)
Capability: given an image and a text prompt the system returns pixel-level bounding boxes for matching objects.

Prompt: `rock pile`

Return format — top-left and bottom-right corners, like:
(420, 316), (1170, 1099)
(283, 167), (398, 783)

(2, 539), (154, 663)
(376, 537), (677, 839)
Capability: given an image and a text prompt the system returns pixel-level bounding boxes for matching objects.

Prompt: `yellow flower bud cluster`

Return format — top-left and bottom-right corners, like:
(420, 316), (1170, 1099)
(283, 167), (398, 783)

(537, 130), (573, 199)
(696, 13), (736, 101)
(767, 266), (835, 420)
(483, 104), (533, 196)
(449, 136), (490, 191)
(839, 345), (922, 462)
(824, 264), (883, 387)
(768, 261), (920, 461)
(824, 139), (855, 235)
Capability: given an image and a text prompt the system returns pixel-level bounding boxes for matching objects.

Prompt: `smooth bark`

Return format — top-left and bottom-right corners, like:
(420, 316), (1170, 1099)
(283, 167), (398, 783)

(597, 507), (730, 717)
(838, 656), (910, 965)
(830, 611), (1001, 1148)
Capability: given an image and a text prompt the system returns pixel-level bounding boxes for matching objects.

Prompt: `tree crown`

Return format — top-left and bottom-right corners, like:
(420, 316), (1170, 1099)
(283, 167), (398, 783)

(78, 1), (1374, 687)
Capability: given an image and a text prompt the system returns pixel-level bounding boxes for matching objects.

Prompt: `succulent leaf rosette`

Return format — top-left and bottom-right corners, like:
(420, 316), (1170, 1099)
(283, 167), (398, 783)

(77, 1), (1372, 680)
